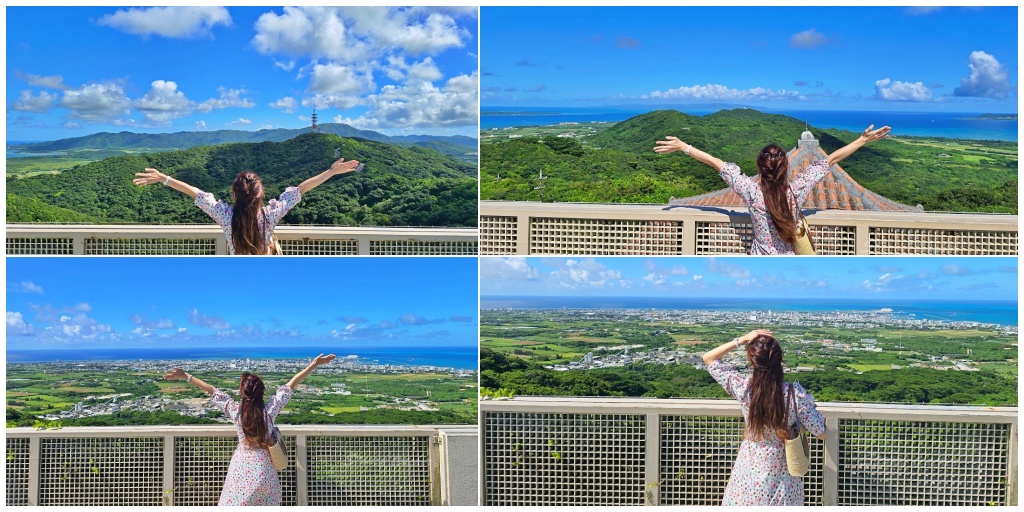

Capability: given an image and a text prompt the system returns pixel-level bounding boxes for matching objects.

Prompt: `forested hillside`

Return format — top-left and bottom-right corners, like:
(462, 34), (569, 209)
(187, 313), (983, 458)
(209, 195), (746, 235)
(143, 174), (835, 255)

(7, 133), (478, 227)
(480, 109), (1017, 213)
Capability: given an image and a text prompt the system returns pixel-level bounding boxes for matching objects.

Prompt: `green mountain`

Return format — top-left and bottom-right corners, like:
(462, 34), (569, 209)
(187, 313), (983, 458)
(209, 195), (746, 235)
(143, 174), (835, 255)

(7, 133), (478, 227)
(481, 109), (1017, 213)
(13, 123), (477, 159)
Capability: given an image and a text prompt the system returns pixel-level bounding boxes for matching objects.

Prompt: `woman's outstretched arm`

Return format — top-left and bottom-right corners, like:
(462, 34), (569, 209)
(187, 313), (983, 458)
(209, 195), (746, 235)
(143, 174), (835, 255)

(134, 168), (201, 198)
(654, 136), (725, 170)
(298, 158), (360, 194)
(702, 329), (772, 366)
(287, 354), (336, 390)
(826, 125), (891, 167)
(164, 367), (216, 395)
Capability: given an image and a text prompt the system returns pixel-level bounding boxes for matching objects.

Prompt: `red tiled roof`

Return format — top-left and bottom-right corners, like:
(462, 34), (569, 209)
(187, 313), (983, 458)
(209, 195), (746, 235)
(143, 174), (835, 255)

(670, 139), (922, 212)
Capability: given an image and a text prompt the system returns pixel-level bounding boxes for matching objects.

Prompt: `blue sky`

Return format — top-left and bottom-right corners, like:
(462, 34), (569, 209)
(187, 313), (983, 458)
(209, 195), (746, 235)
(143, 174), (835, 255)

(480, 257), (1018, 301)
(6, 258), (478, 351)
(7, 7), (478, 141)
(481, 7), (1017, 113)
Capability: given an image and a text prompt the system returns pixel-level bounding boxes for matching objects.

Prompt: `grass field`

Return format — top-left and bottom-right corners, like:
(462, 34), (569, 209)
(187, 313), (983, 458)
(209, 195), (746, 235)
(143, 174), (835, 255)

(848, 364), (893, 372)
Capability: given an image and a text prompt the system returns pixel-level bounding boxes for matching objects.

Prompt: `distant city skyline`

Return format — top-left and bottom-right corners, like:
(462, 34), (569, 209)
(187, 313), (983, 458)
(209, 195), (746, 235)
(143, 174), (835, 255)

(6, 258), (478, 350)
(7, 7), (479, 141)
(481, 7), (1017, 113)
(480, 257), (1018, 300)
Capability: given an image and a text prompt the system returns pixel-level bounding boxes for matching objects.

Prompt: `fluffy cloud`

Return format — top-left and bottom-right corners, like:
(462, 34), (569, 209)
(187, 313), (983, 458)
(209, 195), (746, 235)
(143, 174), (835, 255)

(196, 87), (255, 113)
(644, 84), (803, 102)
(60, 82), (132, 122)
(789, 29), (828, 49)
(133, 80), (193, 124)
(189, 308), (230, 330)
(16, 72), (68, 90)
(874, 78), (933, 102)
(480, 257), (541, 281)
(941, 263), (972, 276)
(706, 258), (750, 278)
(269, 96), (298, 113)
(334, 71), (478, 129)
(131, 314), (175, 329)
(399, 313), (430, 325)
(228, 118), (252, 125)
(252, 7), (466, 63)
(16, 281), (45, 294)
(7, 311), (34, 336)
(11, 90), (57, 112)
(98, 7), (232, 39)
(308, 63), (373, 98)
(954, 51), (1013, 99)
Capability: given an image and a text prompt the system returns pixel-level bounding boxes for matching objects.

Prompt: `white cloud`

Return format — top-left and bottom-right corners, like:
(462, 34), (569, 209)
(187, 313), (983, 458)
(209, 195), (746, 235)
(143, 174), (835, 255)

(189, 307), (229, 330)
(875, 78), (933, 102)
(644, 83), (804, 102)
(941, 263), (972, 276)
(259, 124), (274, 130)
(228, 118), (253, 125)
(18, 281), (45, 294)
(196, 87), (255, 113)
(693, 275), (703, 281)
(64, 121), (81, 129)
(60, 82), (132, 122)
(133, 80), (193, 124)
(7, 311), (34, 336)
(309, 63), (373, 96)
(480, 257), (540, 281)
(274, 59), (296, 71)
(954, 51), (1013, 99)
(706, 258), (750, 278)
(16, 72), (68, 90)
(336, 71), (478, 129)
(98, 7), (231, 39)
(252, 7), (467, 63)
(269, 96), (298, 113)
(194, 120), (207, 131)
(11, 90), (56, 112)
(789, 29), (828, 49)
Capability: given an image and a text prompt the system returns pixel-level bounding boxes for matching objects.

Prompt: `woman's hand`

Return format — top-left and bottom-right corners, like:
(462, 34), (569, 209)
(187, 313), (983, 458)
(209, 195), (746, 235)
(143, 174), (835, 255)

(328, 158), (360, 175)
(857, 125), (891, 145)
(133, 168), (166, 187)
(312, 353), (336, 367)
(164, 367), (187, 381)
(738, 329), (773, 346)
(653, 136), (690, 154)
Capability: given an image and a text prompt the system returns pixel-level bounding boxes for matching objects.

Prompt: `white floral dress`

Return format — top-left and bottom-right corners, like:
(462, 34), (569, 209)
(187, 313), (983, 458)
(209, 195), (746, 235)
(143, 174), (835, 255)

(717, 160), (830, 255)
(194, 187), (301, 254)
(210, 385), (293, 506)
(708, 359), (826, 506)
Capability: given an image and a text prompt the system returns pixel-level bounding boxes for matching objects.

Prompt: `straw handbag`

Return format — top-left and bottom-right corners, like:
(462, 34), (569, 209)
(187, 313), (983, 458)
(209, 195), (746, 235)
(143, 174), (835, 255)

(784, 384), (811, 477)
(267, 420), (288, 470)
(792, 215), (816, 255)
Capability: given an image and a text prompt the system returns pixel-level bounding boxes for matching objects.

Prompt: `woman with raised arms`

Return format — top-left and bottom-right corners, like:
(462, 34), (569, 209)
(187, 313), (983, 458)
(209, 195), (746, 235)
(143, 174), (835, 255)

(164, 354), (336, 505)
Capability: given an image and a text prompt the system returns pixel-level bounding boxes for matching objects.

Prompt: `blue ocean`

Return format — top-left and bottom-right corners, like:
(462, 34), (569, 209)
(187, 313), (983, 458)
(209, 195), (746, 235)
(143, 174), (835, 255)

(7, 345), (478, 369)
(480, 296), (1017, 327)
(481, 107), (1017, 142)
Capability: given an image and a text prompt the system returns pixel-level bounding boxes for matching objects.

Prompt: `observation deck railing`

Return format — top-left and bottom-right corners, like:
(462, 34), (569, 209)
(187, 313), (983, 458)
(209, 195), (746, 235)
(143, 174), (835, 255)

(6, 424), (477, 506)
(480, 397), (1017, 506)
(5, 225), (479, 256)
(480, 201), (1018, 255)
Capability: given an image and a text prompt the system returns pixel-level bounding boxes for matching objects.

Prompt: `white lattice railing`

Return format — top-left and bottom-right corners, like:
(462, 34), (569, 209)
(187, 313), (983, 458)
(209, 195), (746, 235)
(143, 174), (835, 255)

(480, 397), (1018, 506)
(5, 225), (479, 256)
(480, 201), (1019, 255)
(5, 425), (477, 506)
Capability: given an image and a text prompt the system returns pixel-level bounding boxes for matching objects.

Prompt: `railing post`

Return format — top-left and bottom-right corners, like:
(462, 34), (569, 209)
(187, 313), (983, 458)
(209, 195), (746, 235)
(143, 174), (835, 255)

(855, 224), (871, 255)
(681, 221), (696, 255)
(515, 214), (530, 254)
(163, 434), (175, 506)
(357, 237), (371, 255)
(73, 235), (86, 255)
(214, 236), (228, 255)
(429, 434), (441, 505)
(1008, 419), (1018, 505)
(27, 436), (40, 506)
(644, 413), (660, 505)
(823, 416), (840, 506)
(295, 434), (309, 506)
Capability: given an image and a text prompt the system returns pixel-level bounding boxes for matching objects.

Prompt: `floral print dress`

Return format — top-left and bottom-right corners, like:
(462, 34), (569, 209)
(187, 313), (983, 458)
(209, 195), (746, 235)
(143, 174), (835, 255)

(707, 359), (826, 506)
(210, 385), (293, 506)
(717, 160), (830, 255)
(194, 187), (301, 254)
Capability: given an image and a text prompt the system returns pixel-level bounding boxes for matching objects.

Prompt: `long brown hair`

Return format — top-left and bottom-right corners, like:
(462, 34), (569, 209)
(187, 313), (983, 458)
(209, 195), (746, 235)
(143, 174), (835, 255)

(231, 172), (268, 255)
(238, 372), (270, 448)
(744, 334), (790, 442)
(756, 144), (798, 245)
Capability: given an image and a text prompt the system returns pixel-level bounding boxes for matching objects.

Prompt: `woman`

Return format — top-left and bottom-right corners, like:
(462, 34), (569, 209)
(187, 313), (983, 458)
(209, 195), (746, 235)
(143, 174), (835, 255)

(703, 330), (825, 506)
(133, 158), (360, 254)
(164, 353), (336, 505)
(654, 125), (891, 254)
